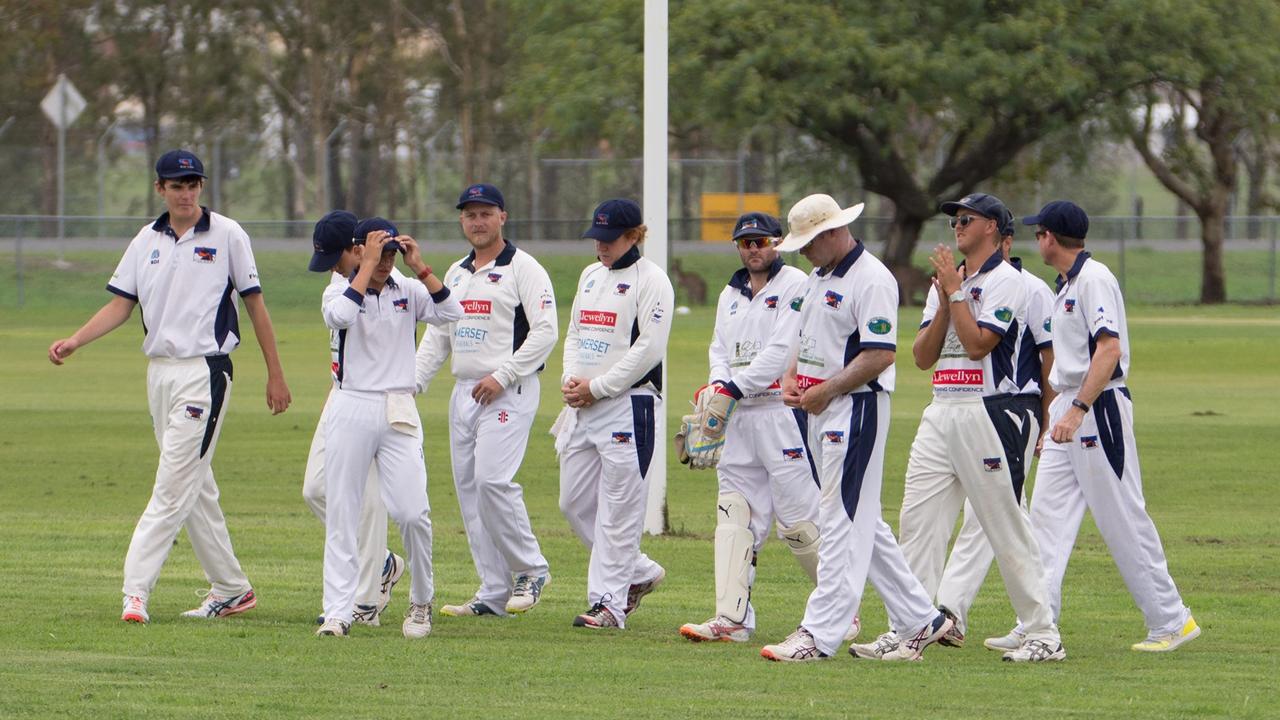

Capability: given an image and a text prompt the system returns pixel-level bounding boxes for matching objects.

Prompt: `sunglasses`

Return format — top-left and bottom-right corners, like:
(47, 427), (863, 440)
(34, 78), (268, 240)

(734, 236), (772, 249)
(948, 215), (988, 229)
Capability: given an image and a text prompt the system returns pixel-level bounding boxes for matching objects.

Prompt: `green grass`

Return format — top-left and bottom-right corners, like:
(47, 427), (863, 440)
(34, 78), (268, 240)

(1, 251), (1278, 719)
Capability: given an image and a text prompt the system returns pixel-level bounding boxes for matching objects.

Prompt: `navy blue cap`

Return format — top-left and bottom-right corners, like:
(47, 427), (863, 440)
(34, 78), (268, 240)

(999, 206), (1016, 238)
(155, 149), (206, 180)
(584, 198), (642, 242)
(1022, 200), (1089, 239)
(308, 210), (358, 272)
(939, 192), (1008, 223)
(732, 212), (783, 240)
(354, 217), (401, 253)
(457, 183), (505, 210)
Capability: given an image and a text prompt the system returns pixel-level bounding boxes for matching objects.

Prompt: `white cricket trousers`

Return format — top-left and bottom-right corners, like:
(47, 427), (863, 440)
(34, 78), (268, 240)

(122, 356), (250, 601)
(559, 390), (664, 626)
(935, 394), (1041, 632)
(302, 387), (388, 607)
(322, 389), (433, 625)
(799, 392), (939, 657)
(450, 376), (549, 611)
(896, 394), (1058, 644)
(716, 403), (820, 629)
(1018, 388), (1190, 637)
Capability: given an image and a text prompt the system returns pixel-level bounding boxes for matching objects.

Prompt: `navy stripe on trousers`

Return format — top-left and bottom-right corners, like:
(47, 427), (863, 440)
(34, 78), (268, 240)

(792, 408), (820, 489)
(1093, 388), (1129, 480)
(201, 355), (233, 459)
(983, 394), (1039, 503)
(839, 393), (879, 522)
(631, 395), (656, 478)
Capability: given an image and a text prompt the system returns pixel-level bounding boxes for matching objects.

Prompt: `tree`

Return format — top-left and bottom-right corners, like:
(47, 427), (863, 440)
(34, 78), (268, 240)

(1114, 0), (1280, 303)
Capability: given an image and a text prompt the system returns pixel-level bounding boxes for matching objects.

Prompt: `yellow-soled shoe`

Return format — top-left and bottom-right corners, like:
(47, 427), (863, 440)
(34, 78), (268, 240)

(1132, 616), (1201, 652)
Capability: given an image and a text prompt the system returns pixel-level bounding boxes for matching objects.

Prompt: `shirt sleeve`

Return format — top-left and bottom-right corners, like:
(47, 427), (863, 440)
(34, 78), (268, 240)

(724, 275), (804, 398)
(415, 282), (463, 326)
(856, 271), (899, 350)
(588, 265), (674, 399)
(1076, 272), (1122, 340)
(227, 223), (262, 296)
(561, 267), (589, 385)
(919, 284), (939, 329)
(106, 233), (142, 301)
(323, 280), (363, 330)
(1027, 276), (1055, 348)
(493, 256), (559, 388)
(975, 268), (1025, 338)
(706, 286), (733, 385)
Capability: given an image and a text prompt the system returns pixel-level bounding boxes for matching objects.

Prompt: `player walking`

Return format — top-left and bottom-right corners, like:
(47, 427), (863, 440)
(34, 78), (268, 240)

(415, 184), (557, 618)
(49, 149), (290, 624)
(315, 224), (462, 637)
(855, 192), (1064, 663)
(759, 194), (953, 662)
(677, 212), (823, 643)
(304, 211), (406, 627)
(984, 201), (1200, 653)
(556, 198), (673, 630)
(932, 208), (1057, 642)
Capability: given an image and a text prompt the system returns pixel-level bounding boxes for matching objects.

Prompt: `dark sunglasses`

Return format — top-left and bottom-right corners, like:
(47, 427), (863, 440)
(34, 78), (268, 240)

(1034, 228), (1049, 239)
(734, 236), (772, 249)
(948, 215), (988, 229)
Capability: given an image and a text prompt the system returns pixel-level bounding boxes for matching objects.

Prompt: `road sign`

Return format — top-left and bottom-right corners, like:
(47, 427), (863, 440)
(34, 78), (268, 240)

(41, 74), (86, 131)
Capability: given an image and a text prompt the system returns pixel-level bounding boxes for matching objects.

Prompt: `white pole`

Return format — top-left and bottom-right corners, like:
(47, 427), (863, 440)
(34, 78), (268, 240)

(642, 0), (669, 535)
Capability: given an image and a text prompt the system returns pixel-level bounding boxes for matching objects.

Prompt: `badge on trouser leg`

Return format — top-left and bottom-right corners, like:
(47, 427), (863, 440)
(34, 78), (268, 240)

(778, 520), (820, 585)
(714, 492), (755, 624)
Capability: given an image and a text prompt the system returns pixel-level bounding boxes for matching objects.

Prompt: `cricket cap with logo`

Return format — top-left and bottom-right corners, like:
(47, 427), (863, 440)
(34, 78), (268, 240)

(155, 149), (207, 180)
(308, 210), (359, 272)
(583, 198), (642, 242)
(732, 212), (784, 241)
(776, 194), (865, 252)
(354, 217), (402, 253)
(939, 192), (1008, 225)
(456, 183), (505, 210)
(1022, 200), (1089, 239)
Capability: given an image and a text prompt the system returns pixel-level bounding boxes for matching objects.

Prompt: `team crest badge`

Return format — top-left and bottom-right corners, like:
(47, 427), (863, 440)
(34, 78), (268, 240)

(823, 290), (843, 309)
(611, 431), (632, 444)
(392, 298), (409, 312)
(970, 287), (983, 302)
(782, 447), (804, 460)
(994, 307), (1012, 323)
(867, 317), (892, 335)
(193, 247), (216, 263)
(1064, 298), (1076, 313)
(764, 296), (779, 309)
(790, 297), (803, 311)
(983, 457), (1002, 472)
(1080, 435), (1098, 449)
(486, 272), (502, 284)
(823, 430), (844, 444)
(614, 283), (631, 296)
(185, 405), (205, 420)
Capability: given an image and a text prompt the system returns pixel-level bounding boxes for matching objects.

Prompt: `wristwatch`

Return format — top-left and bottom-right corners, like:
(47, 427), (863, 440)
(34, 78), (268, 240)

(1071, 398), (1090, 413)
(947, 289), (965, 304)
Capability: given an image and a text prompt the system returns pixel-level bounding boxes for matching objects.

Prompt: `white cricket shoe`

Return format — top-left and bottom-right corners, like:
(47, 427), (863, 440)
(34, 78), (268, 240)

(760, 626), (828, 662)
(849, 630), (900, 659)
(506, 574), (549, 614)
(680, 616), (752, 643)
(181, 589), (257, 619)
(121, 595), (149, 624)
(352, 603), (381, 627)
(378, 552), (405, 615)
(879, 613), (952, 661)
(983, 628), (1026, 652)
(1131, 616), (1200, 653)
(1002, 638), (1066, 662)
(316, 618), (349, 637)
(440, 598), (501, 617)
(624, 567), (665, 615)
(403, 602), (432, 639)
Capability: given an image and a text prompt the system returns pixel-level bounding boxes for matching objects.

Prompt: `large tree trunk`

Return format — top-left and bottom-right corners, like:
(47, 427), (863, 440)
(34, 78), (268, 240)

(882, 207), (932, 306)
(1198, 205), (1228, 303)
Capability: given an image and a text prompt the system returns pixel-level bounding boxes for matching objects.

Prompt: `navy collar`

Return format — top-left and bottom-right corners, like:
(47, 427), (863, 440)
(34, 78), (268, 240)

(1009, 256), (1024, 272)
(461, 239), (517, 272)
(967, 248), (1004, 278)
(818, 241), (864, 278)
(151, 207), (211, 239)
(728, 256), (785, 299)
(1055, 250), (1091, 292)
(606, 244), (642, 271)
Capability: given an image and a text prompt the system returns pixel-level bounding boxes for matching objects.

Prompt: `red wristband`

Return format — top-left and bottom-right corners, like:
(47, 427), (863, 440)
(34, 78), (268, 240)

(416, 266), (433, 281)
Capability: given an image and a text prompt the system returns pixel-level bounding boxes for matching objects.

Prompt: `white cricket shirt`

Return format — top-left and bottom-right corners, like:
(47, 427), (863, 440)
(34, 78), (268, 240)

(1047, 251), (1129, 392)
(708, 258), (808, 406)
(107, 208), (261, 359)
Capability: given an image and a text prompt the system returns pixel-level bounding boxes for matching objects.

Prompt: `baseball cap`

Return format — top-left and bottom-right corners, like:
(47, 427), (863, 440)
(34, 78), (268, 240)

(732, 212), (783, 240)
(939, 192), (1007, 222)
(999, 206), (1016, 238)
(308, 210), (359, 272)
(354, 217), (402, 253)
(155, 149), (206, 180)
(1022, 200), (1089, 239)
(456, 183), (505, 210)
(583, 198), (642, 242)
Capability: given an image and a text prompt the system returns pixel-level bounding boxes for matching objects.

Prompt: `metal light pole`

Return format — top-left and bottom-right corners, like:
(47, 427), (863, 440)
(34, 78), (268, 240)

(642, 0), (669, 535)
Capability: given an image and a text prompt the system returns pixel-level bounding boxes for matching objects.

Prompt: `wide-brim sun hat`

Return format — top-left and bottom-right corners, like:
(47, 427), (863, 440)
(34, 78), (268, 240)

(776, 194), (865, 252)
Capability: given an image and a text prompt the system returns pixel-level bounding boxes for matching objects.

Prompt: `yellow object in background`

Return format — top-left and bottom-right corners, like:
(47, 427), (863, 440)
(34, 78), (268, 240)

(701, 193), (780, 242)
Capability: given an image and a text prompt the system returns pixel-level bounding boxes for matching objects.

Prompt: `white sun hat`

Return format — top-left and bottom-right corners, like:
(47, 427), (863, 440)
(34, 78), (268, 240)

(776, 194), (865, 252)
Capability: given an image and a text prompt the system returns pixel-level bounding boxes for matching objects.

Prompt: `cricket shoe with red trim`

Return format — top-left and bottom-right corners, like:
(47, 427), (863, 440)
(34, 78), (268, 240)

(680, 616), (752, 643)
(121, 595), (149, 624)
(878, 612), (952, 661)
(761, 626), (829, 662)
(181, 589), (257, 619)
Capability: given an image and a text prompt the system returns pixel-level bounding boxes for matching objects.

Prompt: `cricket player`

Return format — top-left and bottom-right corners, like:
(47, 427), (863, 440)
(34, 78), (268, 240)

(984, 201), (1199, 653)
(304, 211), (405, 627)
(49, 149), (290, 624)
(415, 184), (557, 618)
(932, 208), (1056, 642)
(759, 194), (953, 662)
(556, 198), (673, 630)
(677, 212), (823, 644)
(316, 224), (462, 638)
(854, 192), (1064, 663)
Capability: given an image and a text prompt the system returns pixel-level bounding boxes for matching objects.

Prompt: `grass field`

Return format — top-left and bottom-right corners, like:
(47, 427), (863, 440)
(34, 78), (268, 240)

(2, 249), (1278, 719)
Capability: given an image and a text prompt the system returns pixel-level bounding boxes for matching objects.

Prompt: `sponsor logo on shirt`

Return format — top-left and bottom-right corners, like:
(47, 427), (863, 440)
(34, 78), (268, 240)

(764, 295), (779, 309)
(796, 374), (825, 390)
(611, 431), (632, 444)
(462, 299), (492, 315)
(983, 457), (1002, 471)
(193, 247), (217, 263)
(540, 293), (554, 310)
(585, 279), (596, 293)
(933, 368), (984, 386)
(614, 283), (631, 296)
(1081, 435), (1098, 449)
(782, 447), (804, 460)
(823, 430), (844, 444)
(729, 300), (739, 315)
(823, 290), (842, 308)
(185, 405), (205, 420)
(651, 307), (665, 323)
(149, 249), (160, 265)
(580, 310), (617, 327)
(579, 338), (611, 354)
(392, 298), (409, 312)
(994, 307), (1012, 322)
(867, 317), (892, 335)
(456, 327), (488, 341)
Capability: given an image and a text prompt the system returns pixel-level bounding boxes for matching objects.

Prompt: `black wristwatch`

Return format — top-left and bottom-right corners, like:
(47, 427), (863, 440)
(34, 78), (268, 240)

(1071, 398), (1090, 413)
